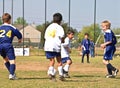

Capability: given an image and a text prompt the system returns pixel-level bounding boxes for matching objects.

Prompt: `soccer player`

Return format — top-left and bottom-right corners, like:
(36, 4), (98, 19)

(81, 33), (90, 63)
(0, 13), (22, 80)
(61, 30), (74, 78)
(44, 13), (65, 81)
(90, 39), (95, 57)
(101, 20), (119, 78)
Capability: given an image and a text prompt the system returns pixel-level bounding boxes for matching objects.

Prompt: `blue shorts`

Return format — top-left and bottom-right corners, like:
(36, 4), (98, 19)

(103, 46), (116, 60)
(45, 51), (61, 59)
(61, 57), (71, 64)
(0, 43), (15, 60)
(83, 50), (90, 55)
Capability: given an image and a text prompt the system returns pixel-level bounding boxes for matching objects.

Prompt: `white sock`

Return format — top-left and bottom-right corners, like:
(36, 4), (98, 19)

(63, 64), (70, 72)
(58, 66), (63, 76)
(48, 66), (55, 75)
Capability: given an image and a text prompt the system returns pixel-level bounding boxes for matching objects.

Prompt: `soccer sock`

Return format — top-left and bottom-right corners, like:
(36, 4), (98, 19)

(81, 54), (85, 62)
(87, 54), (89, 62)
(108, 63), (116, 71)
(10, 64), (16, 75)
(58, 66), (63, 76)
(106, 64), (112, 75)
(5, 62), (10, 72)
(48, 66), (55, 75)
(63, 64), (70, 72)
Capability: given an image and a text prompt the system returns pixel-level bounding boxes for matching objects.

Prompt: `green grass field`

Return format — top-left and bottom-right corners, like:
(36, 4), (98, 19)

(0, 49), (120, 88)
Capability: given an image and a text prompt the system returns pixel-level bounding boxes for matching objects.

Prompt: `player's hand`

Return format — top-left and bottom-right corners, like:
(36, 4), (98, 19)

(18, 39), (22, 43)
(100, 44), (106, 49)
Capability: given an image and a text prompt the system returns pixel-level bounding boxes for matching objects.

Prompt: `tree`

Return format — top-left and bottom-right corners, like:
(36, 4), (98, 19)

(37, 22), (79, 48)
(36, 21), (50, 48)
(78, 24), (101, 44)
(14, 17), (28, 25)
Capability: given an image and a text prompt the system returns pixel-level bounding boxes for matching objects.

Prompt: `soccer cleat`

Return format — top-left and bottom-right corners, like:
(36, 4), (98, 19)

(63, 73), (70, 78)
(59, 75), (65, 81)
(63, 69), (70, 78)
(48, 74), (56, 82)
(105, 74), (115, 78)
(9, 74), (18, 80)
(113, 69), (119, 76)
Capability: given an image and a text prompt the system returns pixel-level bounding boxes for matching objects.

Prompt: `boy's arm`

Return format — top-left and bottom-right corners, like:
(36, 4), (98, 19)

(61, 38), (69, 48)
(101, 41), (112, 49)
(14, 29), (22, 43)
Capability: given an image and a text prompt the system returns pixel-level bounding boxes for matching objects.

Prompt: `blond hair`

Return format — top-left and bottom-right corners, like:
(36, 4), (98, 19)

(101, 20), (111, 29)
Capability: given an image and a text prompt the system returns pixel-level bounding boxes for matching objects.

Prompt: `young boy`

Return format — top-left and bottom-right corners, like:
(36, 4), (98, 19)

(81, 33), (90, 63)
(101, 20), (119, 78)
(90, 39), (95, 57)
(0, 13), (22, 80)
(44, 13), (65, 81)
(61, 30), (74, 78)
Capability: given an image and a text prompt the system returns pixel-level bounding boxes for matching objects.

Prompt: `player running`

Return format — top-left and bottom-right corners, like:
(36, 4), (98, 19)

(101, 20), (119, 78)
(61, 30), (74, 78)
(0, 13), (22, 80)
(44, 13), (65, 81)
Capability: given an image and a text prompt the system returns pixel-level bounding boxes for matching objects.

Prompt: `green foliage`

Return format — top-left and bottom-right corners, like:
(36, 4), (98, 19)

(14, 17), (28, 26)
(113, 28), (120, 35)
(0, 17), (2, 25)
(36, 22), (79, 48)
(36, 21), (51, 48)
(112, 28), (120, 44)
(78, 24), (101, 43)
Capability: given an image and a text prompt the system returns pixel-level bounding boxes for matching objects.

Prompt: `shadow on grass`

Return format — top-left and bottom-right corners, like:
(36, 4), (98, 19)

(18, 77), (48, 80)
(115, 77), (120, 79)
(64, 79), (100, 82)
(73, 74), (101, 78)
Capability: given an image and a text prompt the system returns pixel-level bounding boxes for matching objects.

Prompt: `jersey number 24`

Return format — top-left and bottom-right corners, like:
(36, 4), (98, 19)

(0, 30), (12, 38)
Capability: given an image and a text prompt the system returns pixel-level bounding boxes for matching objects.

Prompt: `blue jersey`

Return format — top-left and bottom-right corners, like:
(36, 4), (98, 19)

(104, 30), (117, 46)
(103, 30), (116, 60)
(0, 23), (22, 43)
(81, 39), (90, 51)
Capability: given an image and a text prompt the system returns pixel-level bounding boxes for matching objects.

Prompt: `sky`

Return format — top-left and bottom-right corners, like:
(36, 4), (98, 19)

(0, 0), (120, 31)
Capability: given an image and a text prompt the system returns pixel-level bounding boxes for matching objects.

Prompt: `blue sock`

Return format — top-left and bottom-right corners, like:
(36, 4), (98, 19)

(10, 64), (16, 75)
(5, 62), (10, 72)
(106, 64), (112, 75)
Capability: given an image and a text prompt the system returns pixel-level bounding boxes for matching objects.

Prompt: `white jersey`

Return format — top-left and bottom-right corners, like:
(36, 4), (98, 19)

(61, 37), (71, 58)
(44, 23), (64, 52)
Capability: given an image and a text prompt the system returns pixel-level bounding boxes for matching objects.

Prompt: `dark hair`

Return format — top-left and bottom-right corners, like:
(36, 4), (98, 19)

(2, 13), (11, 23)
(53, 13), (62, 23)
(67, 30), (75, 35)
(84, 33), (89, 36)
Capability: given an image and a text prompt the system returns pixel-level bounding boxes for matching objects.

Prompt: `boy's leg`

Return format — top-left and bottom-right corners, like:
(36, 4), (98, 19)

(103, 60), (115, 78)
(48, 58), (55, 76)
(56, 56), (65, 81)
(9, 60), (16, 75)
(87, 54), (90, 63)
(7, 46), (17, 80)
(45, 52), (56, 81)
(4, 57), (10, 72)
(63, 59), (72, 78)
(8, 59), (18, 80)
(103, 60), (112, 74)
(63, 59), (72, 72)
(107, 63), (119, 76)
(81, 53), (85, 63)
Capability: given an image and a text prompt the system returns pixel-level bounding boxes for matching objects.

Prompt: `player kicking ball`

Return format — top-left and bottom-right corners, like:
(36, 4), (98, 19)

(101, 20), (119, 78)
(61, 30), (74, 78)
(0, 13), (22, 80)
(44, 13), (65, 81)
